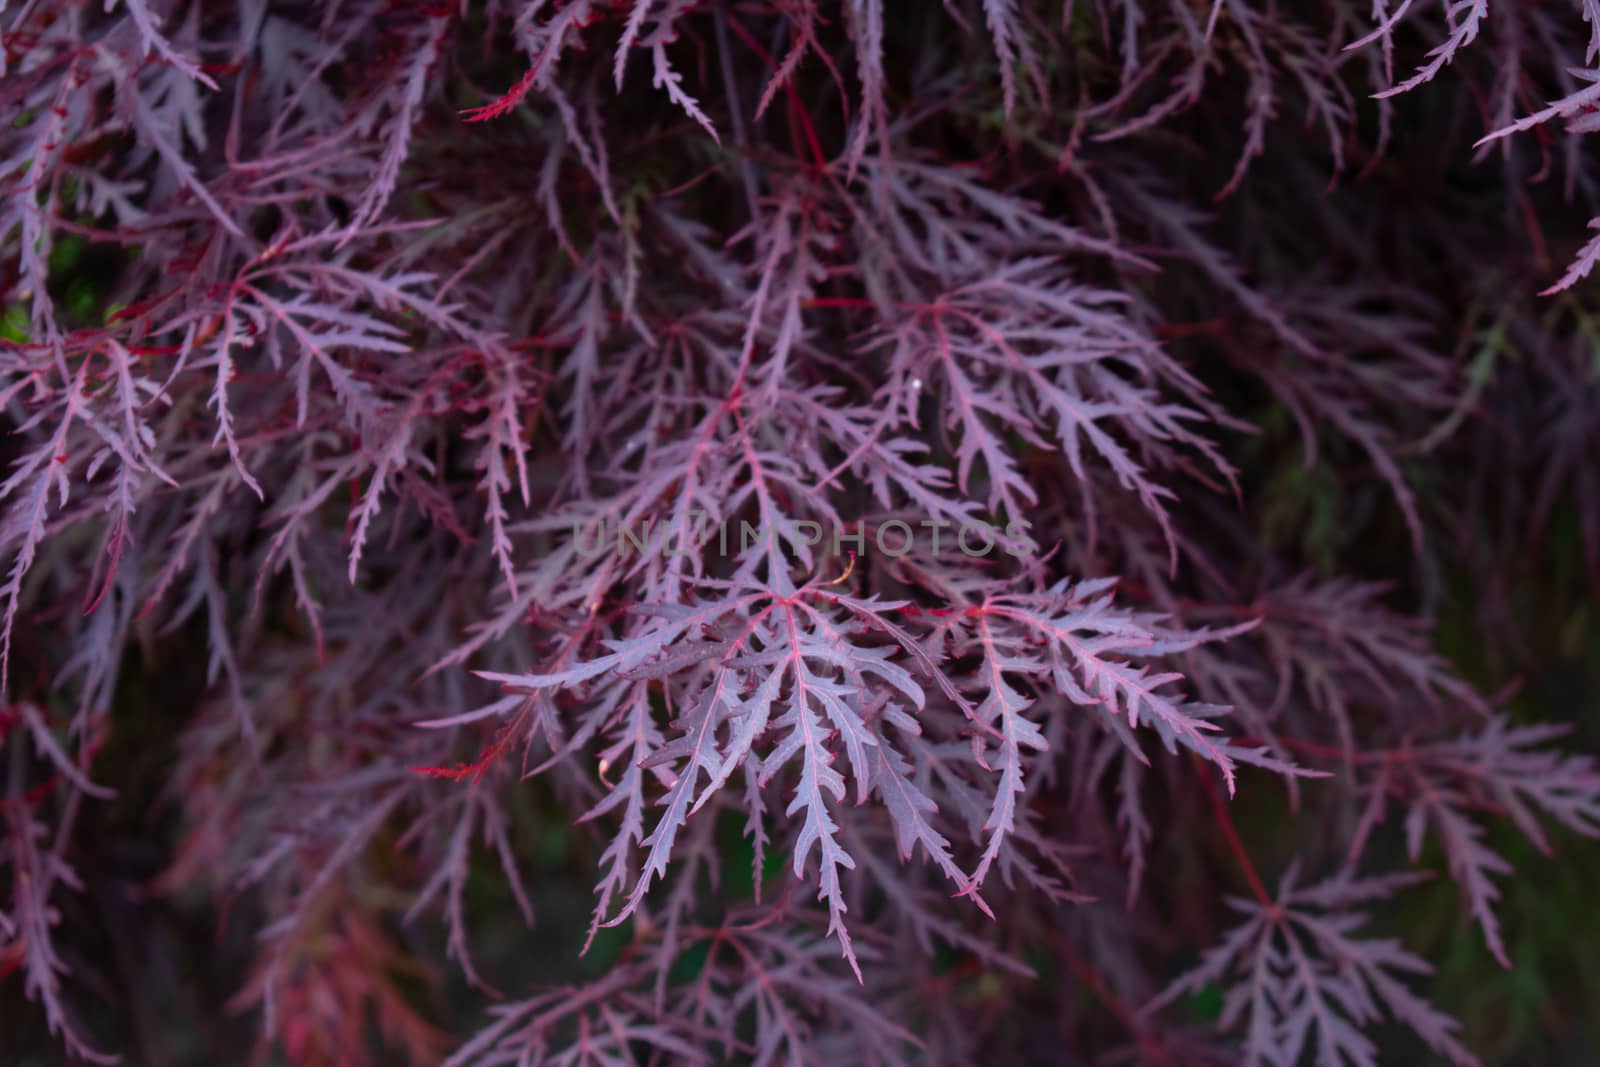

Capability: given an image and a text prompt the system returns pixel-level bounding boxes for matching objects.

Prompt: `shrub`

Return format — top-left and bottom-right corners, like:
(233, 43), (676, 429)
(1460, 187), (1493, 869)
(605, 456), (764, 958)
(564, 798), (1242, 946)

(2, 1), (1599, 1063)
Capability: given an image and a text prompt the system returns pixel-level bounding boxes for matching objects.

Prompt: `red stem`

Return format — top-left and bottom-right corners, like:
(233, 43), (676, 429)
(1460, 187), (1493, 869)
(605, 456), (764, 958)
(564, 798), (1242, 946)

(721, 12), (827, 172)
(1060, 944), (1170, 1061)
(1192, 753), (1273, 907)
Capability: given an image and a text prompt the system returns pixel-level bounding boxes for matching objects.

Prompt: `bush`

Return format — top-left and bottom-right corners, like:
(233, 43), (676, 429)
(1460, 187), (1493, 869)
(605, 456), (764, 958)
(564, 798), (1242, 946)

(2, 1), (1599, 1063)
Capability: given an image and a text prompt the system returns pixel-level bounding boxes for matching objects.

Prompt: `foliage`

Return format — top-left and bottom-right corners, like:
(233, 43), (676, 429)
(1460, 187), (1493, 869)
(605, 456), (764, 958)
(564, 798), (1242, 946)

(2, 0), (1599, 1063)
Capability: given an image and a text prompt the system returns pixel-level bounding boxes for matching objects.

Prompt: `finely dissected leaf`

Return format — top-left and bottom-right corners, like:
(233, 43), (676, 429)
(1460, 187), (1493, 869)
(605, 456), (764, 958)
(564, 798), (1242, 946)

(1150, 868), (1479, 1067)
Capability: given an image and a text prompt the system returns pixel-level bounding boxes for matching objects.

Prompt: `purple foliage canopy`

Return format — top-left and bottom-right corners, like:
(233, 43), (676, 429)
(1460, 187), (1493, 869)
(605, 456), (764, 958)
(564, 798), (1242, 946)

(2, 0), (1600, 1064)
